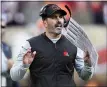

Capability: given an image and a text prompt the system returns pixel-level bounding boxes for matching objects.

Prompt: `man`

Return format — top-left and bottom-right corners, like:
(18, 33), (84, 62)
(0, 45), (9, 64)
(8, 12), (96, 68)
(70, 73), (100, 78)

(10, 4), (94, 87)
(1, 29), (19, 87)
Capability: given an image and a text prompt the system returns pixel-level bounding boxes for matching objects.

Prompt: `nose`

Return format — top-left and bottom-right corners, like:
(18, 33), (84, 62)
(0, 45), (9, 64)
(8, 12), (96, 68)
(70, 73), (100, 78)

(56, 17), (61, 22)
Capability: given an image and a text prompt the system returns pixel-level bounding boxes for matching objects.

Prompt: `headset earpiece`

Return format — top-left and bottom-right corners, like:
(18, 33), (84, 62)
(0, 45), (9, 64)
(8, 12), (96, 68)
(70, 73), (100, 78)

(64, 17), (68, 27)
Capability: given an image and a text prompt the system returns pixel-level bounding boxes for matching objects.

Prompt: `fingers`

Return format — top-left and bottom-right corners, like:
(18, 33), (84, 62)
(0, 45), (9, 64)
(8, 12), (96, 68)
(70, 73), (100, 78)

(23, 47), (34, 58)
(32, 51), (36, 57)
(84, 50), (92, 67)
(84, 50), (89, 61)
(26, 47), (31, 53)
(84, 51), (90, 61)
(84, 49), (89, 57)
(84, 56), (89, 62)
(29, 51), (36, 58)
(25, 48), (36, 57)
(23, 47), (36, 64)
(27, 51), (36, 64)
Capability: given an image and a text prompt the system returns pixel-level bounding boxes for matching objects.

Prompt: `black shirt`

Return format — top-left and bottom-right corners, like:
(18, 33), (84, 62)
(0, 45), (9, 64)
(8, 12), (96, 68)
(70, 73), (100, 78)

(28, 33), (77, 87)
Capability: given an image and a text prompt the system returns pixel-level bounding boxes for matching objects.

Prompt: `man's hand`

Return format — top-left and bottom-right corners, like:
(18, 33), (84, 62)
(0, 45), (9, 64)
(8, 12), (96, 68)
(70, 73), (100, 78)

(84, 51), (92, 67)
(23, 48), (36, 64)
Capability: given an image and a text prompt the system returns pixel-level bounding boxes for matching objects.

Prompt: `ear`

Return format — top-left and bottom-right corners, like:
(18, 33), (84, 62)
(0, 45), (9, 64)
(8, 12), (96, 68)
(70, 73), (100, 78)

(43, 20), (47, 28)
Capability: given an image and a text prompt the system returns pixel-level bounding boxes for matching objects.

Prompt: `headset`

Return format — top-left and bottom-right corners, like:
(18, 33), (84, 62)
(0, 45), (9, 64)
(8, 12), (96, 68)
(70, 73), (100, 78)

(64, 5), (71, 27)
(39, 4), (71, 28)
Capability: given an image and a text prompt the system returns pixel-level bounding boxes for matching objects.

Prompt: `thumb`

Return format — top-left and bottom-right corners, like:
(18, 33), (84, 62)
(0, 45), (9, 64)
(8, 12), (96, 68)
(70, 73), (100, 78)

(33, 51), (36, 56)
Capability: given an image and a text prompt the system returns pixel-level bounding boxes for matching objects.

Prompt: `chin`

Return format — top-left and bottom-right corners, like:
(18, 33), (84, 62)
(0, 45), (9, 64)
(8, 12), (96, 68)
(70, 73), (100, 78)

(55, 31), (62, 35)
(55, 29), (62, 34)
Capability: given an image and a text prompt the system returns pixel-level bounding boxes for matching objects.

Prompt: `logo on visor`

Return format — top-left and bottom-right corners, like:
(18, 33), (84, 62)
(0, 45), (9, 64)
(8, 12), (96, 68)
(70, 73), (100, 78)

(51, 5), (60, 10)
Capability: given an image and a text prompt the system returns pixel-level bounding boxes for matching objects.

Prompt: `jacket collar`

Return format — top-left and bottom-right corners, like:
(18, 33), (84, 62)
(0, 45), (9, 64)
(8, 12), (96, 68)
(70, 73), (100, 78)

(41, 32), (65, 44)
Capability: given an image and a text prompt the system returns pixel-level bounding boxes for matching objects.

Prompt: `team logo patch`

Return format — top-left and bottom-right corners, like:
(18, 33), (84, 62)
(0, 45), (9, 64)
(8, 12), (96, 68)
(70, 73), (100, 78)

(51, 5), (60, 10)
(63, 50), (69, 56)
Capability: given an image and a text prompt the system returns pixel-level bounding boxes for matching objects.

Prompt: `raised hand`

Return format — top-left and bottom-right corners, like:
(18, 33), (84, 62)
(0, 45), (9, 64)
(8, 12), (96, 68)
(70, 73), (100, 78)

(23, 47), (36, 65)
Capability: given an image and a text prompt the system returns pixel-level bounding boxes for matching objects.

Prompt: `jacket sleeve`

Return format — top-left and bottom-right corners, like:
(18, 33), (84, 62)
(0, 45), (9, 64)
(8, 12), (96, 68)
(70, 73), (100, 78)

(10, 41), (30, 81)
(74, 47), (94, 81)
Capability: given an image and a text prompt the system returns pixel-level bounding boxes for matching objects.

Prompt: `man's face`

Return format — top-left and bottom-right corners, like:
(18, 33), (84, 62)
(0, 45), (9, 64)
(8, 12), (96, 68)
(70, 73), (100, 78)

(43, 12), (64, 35)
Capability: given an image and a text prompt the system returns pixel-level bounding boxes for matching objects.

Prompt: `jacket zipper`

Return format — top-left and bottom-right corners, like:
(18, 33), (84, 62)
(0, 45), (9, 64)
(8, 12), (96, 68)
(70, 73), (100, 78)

(54, 43), (57, 87)
(55, 43), (57, 49)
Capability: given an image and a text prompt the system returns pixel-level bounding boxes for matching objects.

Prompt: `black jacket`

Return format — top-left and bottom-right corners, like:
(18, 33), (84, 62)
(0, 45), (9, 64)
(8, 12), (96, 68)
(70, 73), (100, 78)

(28, 33), (77, 87)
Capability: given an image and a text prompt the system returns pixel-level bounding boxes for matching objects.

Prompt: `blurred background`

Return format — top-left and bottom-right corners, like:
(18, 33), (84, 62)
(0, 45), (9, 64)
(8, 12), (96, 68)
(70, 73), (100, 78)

(1, 1), (107, 87)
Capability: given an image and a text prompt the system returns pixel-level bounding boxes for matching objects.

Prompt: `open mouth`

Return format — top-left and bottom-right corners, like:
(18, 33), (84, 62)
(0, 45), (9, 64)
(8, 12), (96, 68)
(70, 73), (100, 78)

(55, 24), (63, 30)
(56, 27), (61, 29)
(55, 23), (62, 27)
(56, 25), (62, 29)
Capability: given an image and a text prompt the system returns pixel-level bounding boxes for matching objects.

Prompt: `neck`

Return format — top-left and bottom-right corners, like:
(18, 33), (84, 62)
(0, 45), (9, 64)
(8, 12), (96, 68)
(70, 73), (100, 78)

(45, 32), (61, 39)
